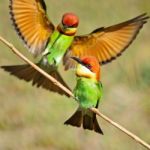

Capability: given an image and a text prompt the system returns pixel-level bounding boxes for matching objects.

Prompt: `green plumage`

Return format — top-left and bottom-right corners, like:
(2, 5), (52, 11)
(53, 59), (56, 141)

(65, 76), (103, 134)
(1, 30), (74, 97)
(44, 30), (74, 66)
(74, 77), (103, 108)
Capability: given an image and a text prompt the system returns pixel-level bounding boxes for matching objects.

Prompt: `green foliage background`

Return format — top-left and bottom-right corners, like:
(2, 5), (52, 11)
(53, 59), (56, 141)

(0, 0), (150, 149)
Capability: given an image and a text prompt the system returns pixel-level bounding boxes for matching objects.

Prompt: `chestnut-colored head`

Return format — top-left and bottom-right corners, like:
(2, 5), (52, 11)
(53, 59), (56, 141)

(71, 56), (101, 81)
(62, 13), (79, 28)
(58, 12), (79, 36)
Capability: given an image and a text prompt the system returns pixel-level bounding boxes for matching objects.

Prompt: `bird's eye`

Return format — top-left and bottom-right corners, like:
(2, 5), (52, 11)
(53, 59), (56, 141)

(70, 23), (78, 28)
(85, 64), (91, 70)
(70, 24), (75, 28)
(65, 24), (76, 28)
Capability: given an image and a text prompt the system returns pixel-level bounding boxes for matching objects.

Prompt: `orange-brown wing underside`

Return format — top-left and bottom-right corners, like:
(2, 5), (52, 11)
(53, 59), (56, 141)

(64, 13), (149, 70)
(10, 0), (55, 56)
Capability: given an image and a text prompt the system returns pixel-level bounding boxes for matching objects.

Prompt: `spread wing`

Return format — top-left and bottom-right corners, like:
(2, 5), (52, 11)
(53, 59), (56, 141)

(10, 0), (55, 56)
(63, 13), (149, 70)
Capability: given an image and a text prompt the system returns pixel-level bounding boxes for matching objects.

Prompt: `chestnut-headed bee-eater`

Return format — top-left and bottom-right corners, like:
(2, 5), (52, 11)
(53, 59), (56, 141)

(65, 56), (103, 134)
(1, 0), (149, 96)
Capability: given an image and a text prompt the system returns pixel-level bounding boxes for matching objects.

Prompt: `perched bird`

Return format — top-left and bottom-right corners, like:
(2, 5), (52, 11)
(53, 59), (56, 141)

(1, 0), (149, 96)
(65, 56), (103, 134)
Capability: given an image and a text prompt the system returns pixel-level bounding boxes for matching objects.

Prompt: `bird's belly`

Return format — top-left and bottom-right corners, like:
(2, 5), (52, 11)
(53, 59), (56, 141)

(74, 78), (100, 108)
(45, 34), (74, 66)
(46, 47), (64, 66)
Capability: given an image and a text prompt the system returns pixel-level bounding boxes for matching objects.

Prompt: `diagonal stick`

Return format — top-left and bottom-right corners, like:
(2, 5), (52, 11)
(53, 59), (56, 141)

(0, 35), (150, 150)
(0, 36), (73, 97)
(90, 108), (150, 149)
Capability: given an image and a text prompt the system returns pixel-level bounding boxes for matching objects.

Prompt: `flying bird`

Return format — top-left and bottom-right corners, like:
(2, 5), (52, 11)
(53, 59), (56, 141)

(1, 0), (149, 96)
(65, 56), (103, 134)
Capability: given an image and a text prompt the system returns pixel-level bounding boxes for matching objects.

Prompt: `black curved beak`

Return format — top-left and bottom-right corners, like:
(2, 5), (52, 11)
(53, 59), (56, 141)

(71, 57), (83, 65)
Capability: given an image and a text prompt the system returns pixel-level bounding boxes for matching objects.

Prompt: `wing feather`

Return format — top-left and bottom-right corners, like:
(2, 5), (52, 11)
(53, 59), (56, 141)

(10, 0), (55, 56)
(64, 13), (149, 69)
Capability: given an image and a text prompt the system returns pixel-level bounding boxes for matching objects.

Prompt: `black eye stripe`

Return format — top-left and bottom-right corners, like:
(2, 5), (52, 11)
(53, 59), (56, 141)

(83, 63), (92, 71)
(70, 25), (76, 28)
(86, 64), (91, 69)
(71, 57), (92, 71)
(62, 21), (77, 28)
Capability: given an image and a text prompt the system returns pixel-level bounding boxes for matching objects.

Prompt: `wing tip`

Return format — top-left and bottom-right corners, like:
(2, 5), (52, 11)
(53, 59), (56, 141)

(129, 13), (149, 25)
(102, 13), (149, 65)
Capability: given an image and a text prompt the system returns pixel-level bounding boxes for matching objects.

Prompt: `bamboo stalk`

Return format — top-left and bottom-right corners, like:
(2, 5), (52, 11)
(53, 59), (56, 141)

(0, 35), (150, 150)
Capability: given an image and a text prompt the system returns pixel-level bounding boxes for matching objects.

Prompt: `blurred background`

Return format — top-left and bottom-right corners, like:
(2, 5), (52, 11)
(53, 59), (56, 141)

(0, 0), (150, 149)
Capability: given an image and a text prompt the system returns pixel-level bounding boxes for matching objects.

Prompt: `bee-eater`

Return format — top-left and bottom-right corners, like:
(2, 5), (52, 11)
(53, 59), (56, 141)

(1, 0), (149, 96)
(65, 56), (103, 134)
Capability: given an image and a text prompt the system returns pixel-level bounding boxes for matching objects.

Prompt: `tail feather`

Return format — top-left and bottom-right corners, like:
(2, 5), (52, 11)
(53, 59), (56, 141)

(64, 107), (103, 134)
(93, 117), (103, 134)
(32, 72), (43, 86)
(1, 64), (71, 97)
(83, 115), (93, 130)
(64, 108), (82, 127)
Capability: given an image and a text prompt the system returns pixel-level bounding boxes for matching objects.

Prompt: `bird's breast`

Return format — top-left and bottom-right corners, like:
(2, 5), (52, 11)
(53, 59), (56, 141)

(74, 78), (101, 108)
(44, 31), (74, 65)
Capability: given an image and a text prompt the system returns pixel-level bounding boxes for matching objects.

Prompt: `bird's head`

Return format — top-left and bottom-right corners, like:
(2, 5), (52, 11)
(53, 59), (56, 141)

(58, 13), (79, 36)
(71, 56), (100, 81)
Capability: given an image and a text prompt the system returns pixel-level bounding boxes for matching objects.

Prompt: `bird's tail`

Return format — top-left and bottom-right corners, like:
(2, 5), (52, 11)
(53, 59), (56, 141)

(64, 107), (103, 134)
(1, 64), (71, 97)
